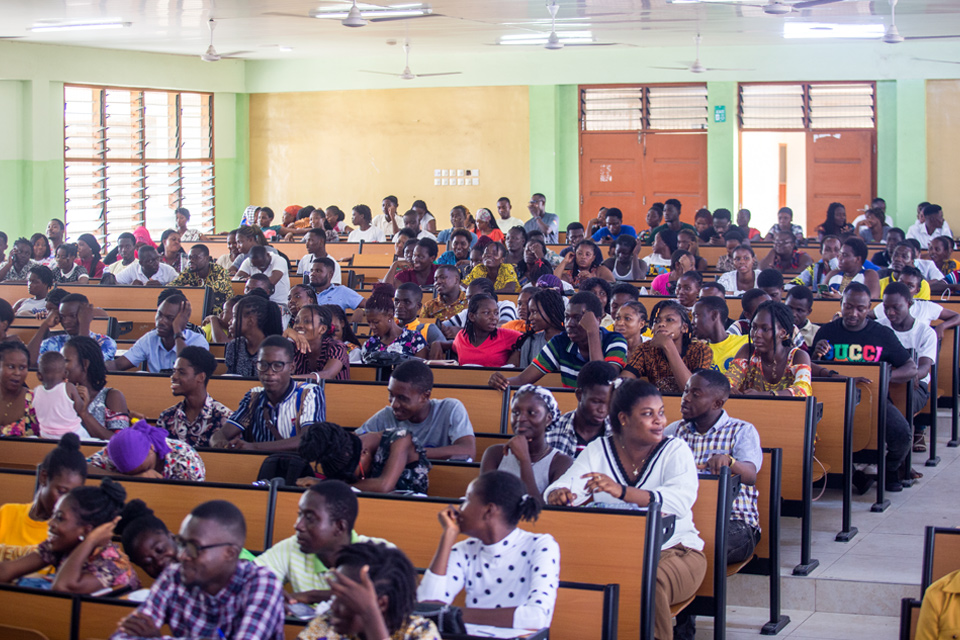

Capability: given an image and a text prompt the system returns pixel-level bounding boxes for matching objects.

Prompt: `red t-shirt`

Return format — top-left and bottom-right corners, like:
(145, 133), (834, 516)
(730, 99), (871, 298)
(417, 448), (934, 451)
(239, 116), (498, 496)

(396, 263), (437, 286)
(453, 328), (523, 367)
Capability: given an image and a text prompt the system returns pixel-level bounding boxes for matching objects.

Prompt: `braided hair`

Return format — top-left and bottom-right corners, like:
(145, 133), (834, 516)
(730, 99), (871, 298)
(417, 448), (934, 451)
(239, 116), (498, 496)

(68, 477), (127, 528)
(297, 304), (334, 339)
(336, 542), (419, 635)
(64, 336), (107, 392)
(322, 304), (362, 348)
(298, 422), (363, 483)
(650, 299), (693, 356)
(471, 471), (541, 526)
(116, 499), (169, 571)
(366, 282), (396, 316)
(748, 300), (796, 357)
(463, 293), (498, 344)
(513, 288), (564, 355)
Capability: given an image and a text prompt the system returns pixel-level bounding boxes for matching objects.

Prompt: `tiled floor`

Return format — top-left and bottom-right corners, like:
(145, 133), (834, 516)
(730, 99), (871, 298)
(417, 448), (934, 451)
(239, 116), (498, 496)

(700, 412), (960, 638)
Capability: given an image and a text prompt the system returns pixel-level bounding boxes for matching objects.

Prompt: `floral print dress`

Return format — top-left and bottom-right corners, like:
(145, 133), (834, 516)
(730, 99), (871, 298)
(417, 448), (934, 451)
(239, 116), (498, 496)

(1, 389), (38, 436)
(372, 428), (431, 494)
(36, 540), (140, 591)
(725, 347), (813, 397)
(361, 329), (427, 363)
(87, 438), (206, 481)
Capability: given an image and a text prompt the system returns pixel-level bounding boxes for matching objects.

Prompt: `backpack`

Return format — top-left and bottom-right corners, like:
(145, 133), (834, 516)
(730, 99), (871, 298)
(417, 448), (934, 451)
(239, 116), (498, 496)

(256, 453), (313, 487)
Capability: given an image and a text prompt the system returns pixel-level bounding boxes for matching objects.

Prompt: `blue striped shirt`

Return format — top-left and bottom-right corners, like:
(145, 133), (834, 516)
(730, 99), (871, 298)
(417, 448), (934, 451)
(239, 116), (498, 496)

(227, 381), (325, 443)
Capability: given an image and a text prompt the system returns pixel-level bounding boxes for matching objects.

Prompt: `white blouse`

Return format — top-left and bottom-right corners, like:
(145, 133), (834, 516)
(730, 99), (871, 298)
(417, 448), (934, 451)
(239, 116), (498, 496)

(718, 269), (761, 297)
(417, 527), (560, 629)
(544, 435), (703, 551)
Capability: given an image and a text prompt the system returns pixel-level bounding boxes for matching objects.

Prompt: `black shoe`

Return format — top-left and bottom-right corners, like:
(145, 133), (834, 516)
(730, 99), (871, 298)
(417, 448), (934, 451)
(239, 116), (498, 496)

(885, 475), (904, 492)
(673, 613), (696, 640)
(853, 470), (875, 495)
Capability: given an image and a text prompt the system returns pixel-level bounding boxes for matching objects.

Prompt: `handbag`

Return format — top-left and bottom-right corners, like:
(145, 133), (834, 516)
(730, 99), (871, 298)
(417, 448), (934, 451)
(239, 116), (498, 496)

(412, 602), (467, 635)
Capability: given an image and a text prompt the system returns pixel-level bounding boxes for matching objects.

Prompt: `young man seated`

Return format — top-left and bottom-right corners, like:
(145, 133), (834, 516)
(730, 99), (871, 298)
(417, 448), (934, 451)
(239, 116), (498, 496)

(785, 285), (819, 350)
(310, 257), (364, 313)
(210, 336), (326, 452)
(489, 291), (627, 390)
(254, 479), (392, 606)
(666, 369), (762, 640)
(107, 294), (209, 373)
(156, 346), (232, 448)
(297, 228), (342, 285)
(113, 500), (285, 640)
(356, 359), (476, 461)
(692, 295), (747, 375)
(610, 282), (642, 319)
(545, 361), (616, 457)
(394, 283), (444, 345)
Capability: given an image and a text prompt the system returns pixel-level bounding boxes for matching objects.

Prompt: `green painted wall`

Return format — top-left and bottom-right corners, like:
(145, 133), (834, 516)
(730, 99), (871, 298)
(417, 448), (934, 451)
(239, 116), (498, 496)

(707, 82), (738, 211)
(528, 85), (579, 227)
(894, 79), (927, 229)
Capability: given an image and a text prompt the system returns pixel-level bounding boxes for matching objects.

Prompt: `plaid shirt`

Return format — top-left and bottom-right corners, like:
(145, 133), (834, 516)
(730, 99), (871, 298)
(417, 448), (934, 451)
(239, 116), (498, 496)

(227, 380), (325, 443)
(664, 411), (762, 531)
(110, 560), (285, 640)
(545, 409), (612, 458)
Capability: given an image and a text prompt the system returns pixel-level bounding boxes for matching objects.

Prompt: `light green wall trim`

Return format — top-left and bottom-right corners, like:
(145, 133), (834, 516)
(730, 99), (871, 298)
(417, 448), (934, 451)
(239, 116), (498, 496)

(894, 79), (927, 228)
(876, 80), (897, 219)
(556, 85), (580, 227)
(528, 85), (579, 226)
(707, 81), (738, 210)
(213, 93), (249, 232)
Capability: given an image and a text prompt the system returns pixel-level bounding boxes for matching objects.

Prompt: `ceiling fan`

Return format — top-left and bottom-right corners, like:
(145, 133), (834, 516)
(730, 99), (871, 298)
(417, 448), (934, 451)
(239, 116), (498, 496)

(687, 0), (848, 15)
(881, 0), (960, 44)
(200, 19), (251, 62)
(360, 40), (461, 80)
(650, 34), (754, 74)
(264, 2), (440, 28)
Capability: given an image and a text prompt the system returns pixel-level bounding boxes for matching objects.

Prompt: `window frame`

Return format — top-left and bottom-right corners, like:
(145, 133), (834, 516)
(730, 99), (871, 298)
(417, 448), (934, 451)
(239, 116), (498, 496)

(579, 83), (710, 133)
(738, 80), (877, 132)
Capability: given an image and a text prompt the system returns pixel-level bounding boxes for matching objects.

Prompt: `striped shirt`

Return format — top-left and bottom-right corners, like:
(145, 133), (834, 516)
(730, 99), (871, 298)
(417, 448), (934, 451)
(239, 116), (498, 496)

(254, 532), (393, 597)
(664, 411), (762, 531)
(227, 381), (325, 443)
(545, 409), (612, 458)
(533, 328), (628, 388)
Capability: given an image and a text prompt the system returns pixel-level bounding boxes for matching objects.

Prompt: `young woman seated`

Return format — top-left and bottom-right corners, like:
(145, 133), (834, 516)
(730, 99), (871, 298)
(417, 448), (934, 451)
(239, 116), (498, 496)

(620, 300), (712, 394)
(299, 542), (441, 640)
(650, 250), (696, 296)
(440, 293), (523, 367)
(361, 284), (428, 363)
(717, 246), (761, 297)
(86, 419), (206, 482)
(418, 471), (559, 629)
(555, 239), (614, 287)
(225, 294), (285, 377)
(481, 385), (573, 497)
(297, 421), (431, 495)
(0, 478), (139, 594)
(284, 304), (350, 381)
(514, 288), (565, 369)
(463, 242), (519, 294)
(726, 300), (812, 397)
(614, 301), (649, 354)
(545, 379), (705, 640)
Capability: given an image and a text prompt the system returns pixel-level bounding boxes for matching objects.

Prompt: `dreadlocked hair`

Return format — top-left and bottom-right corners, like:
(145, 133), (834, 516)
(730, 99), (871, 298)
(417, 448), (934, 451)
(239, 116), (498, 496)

(336, 542), (419, 635)
(748, 300), (796, 357)
(512, 288), (565, 354)
(366, 283), (396, 316)
(650, 299), (693, 356)
(64, 336), (107, 392)
(68, 478), (127, 528)
(321, 304), (362, 348)
(298, 422), (363, 483)
(463, 293), (498, 344)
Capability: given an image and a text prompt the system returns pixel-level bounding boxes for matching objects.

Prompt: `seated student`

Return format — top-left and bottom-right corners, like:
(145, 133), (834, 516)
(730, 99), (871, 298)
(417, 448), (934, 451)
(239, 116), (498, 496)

(255, 480), (393, 605)
(298, 422), (431, 495)
(579, 276), (615, 329)
(882, 242), (943, 299)
(62, 336), (130, 439)
(357, 360), (476, 461)
(436, 206), (477, 245)
(915, 569), (960, 640)
(0, 236), (38, 282)
(692, 296), (748, 374)
(311, 257), (365, 313)
(212, 336), (326, 452)
(504, 225), (528, 269)
(764, 206), (805, 242)
(694, 207), (717, 244)
(812, 283), (918, 492)
(481, 386), (573, 497)
(666, 369), (763, 640)
(856, 206), (891, 243)
(700, 280), (726, 300)
(202, 294), (242, 344)
(676, 271), (703, 314)
(225, 294), (284, 377)
(385, 238), (440, 288)
(546, 380), (705, 640)
(610, 282), (643, 319)
(677, 228), (710, 271)
(440, 277), (519, 337)
(929, 236), (960, 284)
(760, 230), (813, 272)
(871, 226), (904, 269)
(875, 282), (938, 455)
(545, 361), (616, 458)
(288, 284), (318, 322)
(87, 419), (206, 482)
(651, 250), (696, 296)
(621, 300), (713, 393)
(614, 300), (649, 355)
(236, 245), (291, 308)
(790, 234), (841, 291)
(727, 301), (812, 397)
(0, 434), (86, 560)
(715, 228), (743, 273)
(708, 208), (734, 245)
(170, 243), (234, 316)
(362, 284), (428, 363)
(155, 347), (231, 448)
(515, 287), (566, 369)
(115, 245), (178, 286)
(444, 293), (524, 367)
(602, 235), (648, 283)
(736, 208), (762, 240)
(0, 478), (139, 594)
(462, 241), (518, 294)
(113, 501), (286, 640)
(300, 542), (441, 640)
(296, 228), (342, 285)
(401, 208), (438, 241)
(824, 237), (881, 298)
(394, 283), (444, 346)
(30, 292), (118, 365)
(501, 285), (535, 333)
(244, 272), (274, 299)
(107, 294), (209, 374)
(783, 285), (820, 350)
(718, 246), (761, 297)
(907, 203), (953, 250)
(592, 207), (637, 246)
(638, 203), (664, 245)
(557, 239), (615, 287)
(874, 266), (960, 341)
(421, 264), (468, 323)
(489, 292), (628, 390)
(564, 221), (587, 252)
(347, 204), (387, 243)
(726, 288), (771, 337)
(283, 304), (350, 381)
(756, 269), (785, 303)
(419, 471), (559, 629)
(15, 265), (55, 316)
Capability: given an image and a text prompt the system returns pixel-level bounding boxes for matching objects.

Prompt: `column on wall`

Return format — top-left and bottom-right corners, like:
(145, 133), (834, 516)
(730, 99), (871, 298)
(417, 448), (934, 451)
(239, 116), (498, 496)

(528, 85), (578, 228)
(214, 92), (249, 232)
(707, 81), (738, 212)
(894, 79), (927, 228)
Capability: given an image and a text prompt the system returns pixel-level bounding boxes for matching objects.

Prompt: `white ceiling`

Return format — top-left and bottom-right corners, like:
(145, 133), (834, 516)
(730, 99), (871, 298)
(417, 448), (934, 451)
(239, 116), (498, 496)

(1, 0), (959, 60)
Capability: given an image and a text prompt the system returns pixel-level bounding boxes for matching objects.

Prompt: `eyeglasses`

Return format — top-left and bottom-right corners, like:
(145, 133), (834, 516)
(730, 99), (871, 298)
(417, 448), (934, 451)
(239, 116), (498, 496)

(256, 360), (290, 373)
(173, 535), (237, 559)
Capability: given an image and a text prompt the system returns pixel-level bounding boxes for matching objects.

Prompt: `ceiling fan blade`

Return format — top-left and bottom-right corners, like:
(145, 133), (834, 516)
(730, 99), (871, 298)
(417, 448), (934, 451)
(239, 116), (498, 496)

(261, 11), (312, 19)
(649, 66), (691, 71)
(905, 34), (960, 40)
(220, 51), (255, 58)
(793, 0), (846, 7)
(360, 70), (404, 76)
(913, 57), (960, 65)
(563, 42), (621, 47)
(705, 67), (756, 71)
(414, 71), (462, 77)
(368, 13), (441, 23)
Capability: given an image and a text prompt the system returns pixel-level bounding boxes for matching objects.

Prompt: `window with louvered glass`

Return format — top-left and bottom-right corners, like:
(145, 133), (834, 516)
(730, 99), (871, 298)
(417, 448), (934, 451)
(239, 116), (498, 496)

(580, 85), (707, 132)
(739, 82), (875, 131)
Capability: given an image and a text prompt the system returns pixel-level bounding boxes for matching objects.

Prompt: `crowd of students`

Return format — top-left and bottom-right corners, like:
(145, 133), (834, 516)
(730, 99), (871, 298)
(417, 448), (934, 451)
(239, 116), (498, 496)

(0, 193), (956, 639)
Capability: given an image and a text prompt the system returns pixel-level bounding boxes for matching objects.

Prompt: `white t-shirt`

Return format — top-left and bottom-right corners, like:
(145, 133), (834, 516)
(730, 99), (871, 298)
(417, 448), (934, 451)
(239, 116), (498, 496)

(907, 221), (954, 250)
(296, 253), (342, 285)
(108, 259), (136, 275)
(115, 262), (179, 285)
(371, 214), (398, 238)
(417, 230), (438, 241)
(874, 299), (943, 326)
(876, 317), (938, 385)
(718, 269), (762, 297)
(915, 259), (945, 282)
(348, 226), (387, 243)
(498, 216), (526, 231)
(238, 253), (291, 306)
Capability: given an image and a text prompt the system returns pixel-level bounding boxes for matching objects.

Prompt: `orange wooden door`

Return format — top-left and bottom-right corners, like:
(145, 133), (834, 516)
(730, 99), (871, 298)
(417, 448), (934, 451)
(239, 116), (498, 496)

(641, 132), (708, 213)
(806, 130), (875, 236)
(580, 132), (644, 228)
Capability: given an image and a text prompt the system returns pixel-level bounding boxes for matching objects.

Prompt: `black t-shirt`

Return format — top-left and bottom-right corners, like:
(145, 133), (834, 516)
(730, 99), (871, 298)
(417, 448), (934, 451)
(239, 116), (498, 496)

(812, 318), (911, 367)
(872, 250), (891, 268)
(699, 227), (720, 244)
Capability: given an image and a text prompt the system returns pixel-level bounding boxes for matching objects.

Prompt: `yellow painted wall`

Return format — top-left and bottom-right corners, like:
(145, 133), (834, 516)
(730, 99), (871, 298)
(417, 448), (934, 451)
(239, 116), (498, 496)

(249, 86), (530, 228)
(926, 80), (960, 230)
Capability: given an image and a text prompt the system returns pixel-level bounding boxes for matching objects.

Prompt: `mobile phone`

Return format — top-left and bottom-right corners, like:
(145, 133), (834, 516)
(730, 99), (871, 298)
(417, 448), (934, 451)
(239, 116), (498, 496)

(817, 284), (830, 294)
(286, 602), (317, 620)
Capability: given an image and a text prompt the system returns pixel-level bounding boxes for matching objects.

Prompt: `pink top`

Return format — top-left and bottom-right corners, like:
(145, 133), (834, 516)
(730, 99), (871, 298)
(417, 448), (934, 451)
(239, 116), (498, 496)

(453, 328), (523, 367)
(651, 272), (672, 296)
(33, 382), (82, 438)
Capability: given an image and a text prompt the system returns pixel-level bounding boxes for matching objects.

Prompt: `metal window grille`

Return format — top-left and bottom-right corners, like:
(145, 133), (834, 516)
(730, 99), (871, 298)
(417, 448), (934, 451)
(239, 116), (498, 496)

(580, 85), (708, 132)
(739, 82), (875, 130)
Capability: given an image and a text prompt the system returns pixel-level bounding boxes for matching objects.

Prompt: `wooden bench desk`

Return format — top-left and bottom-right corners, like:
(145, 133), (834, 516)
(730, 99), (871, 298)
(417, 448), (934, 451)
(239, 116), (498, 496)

(810, 377), (860, 541)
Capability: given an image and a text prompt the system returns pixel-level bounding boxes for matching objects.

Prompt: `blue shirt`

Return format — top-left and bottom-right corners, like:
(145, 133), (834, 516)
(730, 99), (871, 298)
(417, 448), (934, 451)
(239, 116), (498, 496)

(436, 229), (477, 246)
(123, 329), (210, 373)
(40, 332), (117, 361)
(592, 225), (637, 242)
(227, 380), (326, 443)
(316, 284), (364, 311)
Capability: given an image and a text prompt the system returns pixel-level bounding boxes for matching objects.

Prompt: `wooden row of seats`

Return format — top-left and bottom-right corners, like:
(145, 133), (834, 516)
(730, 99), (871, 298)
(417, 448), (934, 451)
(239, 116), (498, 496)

(899, 526), (960, 640)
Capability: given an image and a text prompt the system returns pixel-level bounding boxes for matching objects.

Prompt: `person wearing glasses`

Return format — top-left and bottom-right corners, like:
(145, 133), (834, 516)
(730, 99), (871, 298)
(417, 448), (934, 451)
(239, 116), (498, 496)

(113, 500), (286, 640)
(210, 336), (326, 453)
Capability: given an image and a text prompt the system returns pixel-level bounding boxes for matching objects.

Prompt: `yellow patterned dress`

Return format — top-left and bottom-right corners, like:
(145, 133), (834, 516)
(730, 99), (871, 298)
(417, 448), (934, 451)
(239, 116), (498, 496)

(725, 347), (813, 397)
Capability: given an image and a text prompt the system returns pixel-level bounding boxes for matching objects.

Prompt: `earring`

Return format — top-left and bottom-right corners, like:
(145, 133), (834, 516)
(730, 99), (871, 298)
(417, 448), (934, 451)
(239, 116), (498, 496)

(78, 535), (85, 541)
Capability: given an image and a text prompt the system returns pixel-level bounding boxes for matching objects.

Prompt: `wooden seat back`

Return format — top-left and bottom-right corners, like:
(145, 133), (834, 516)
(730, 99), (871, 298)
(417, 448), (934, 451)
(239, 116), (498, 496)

(76, 596), (139, 640)
(810, 378), (857, 474)
(425, 461), (478, 499)
(0, 284), (207, 324)
(818, 362), (889, 452)
(923, 526), (960, 592)
(0, 585), (74, 640)
(899, 597), (921, 640)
